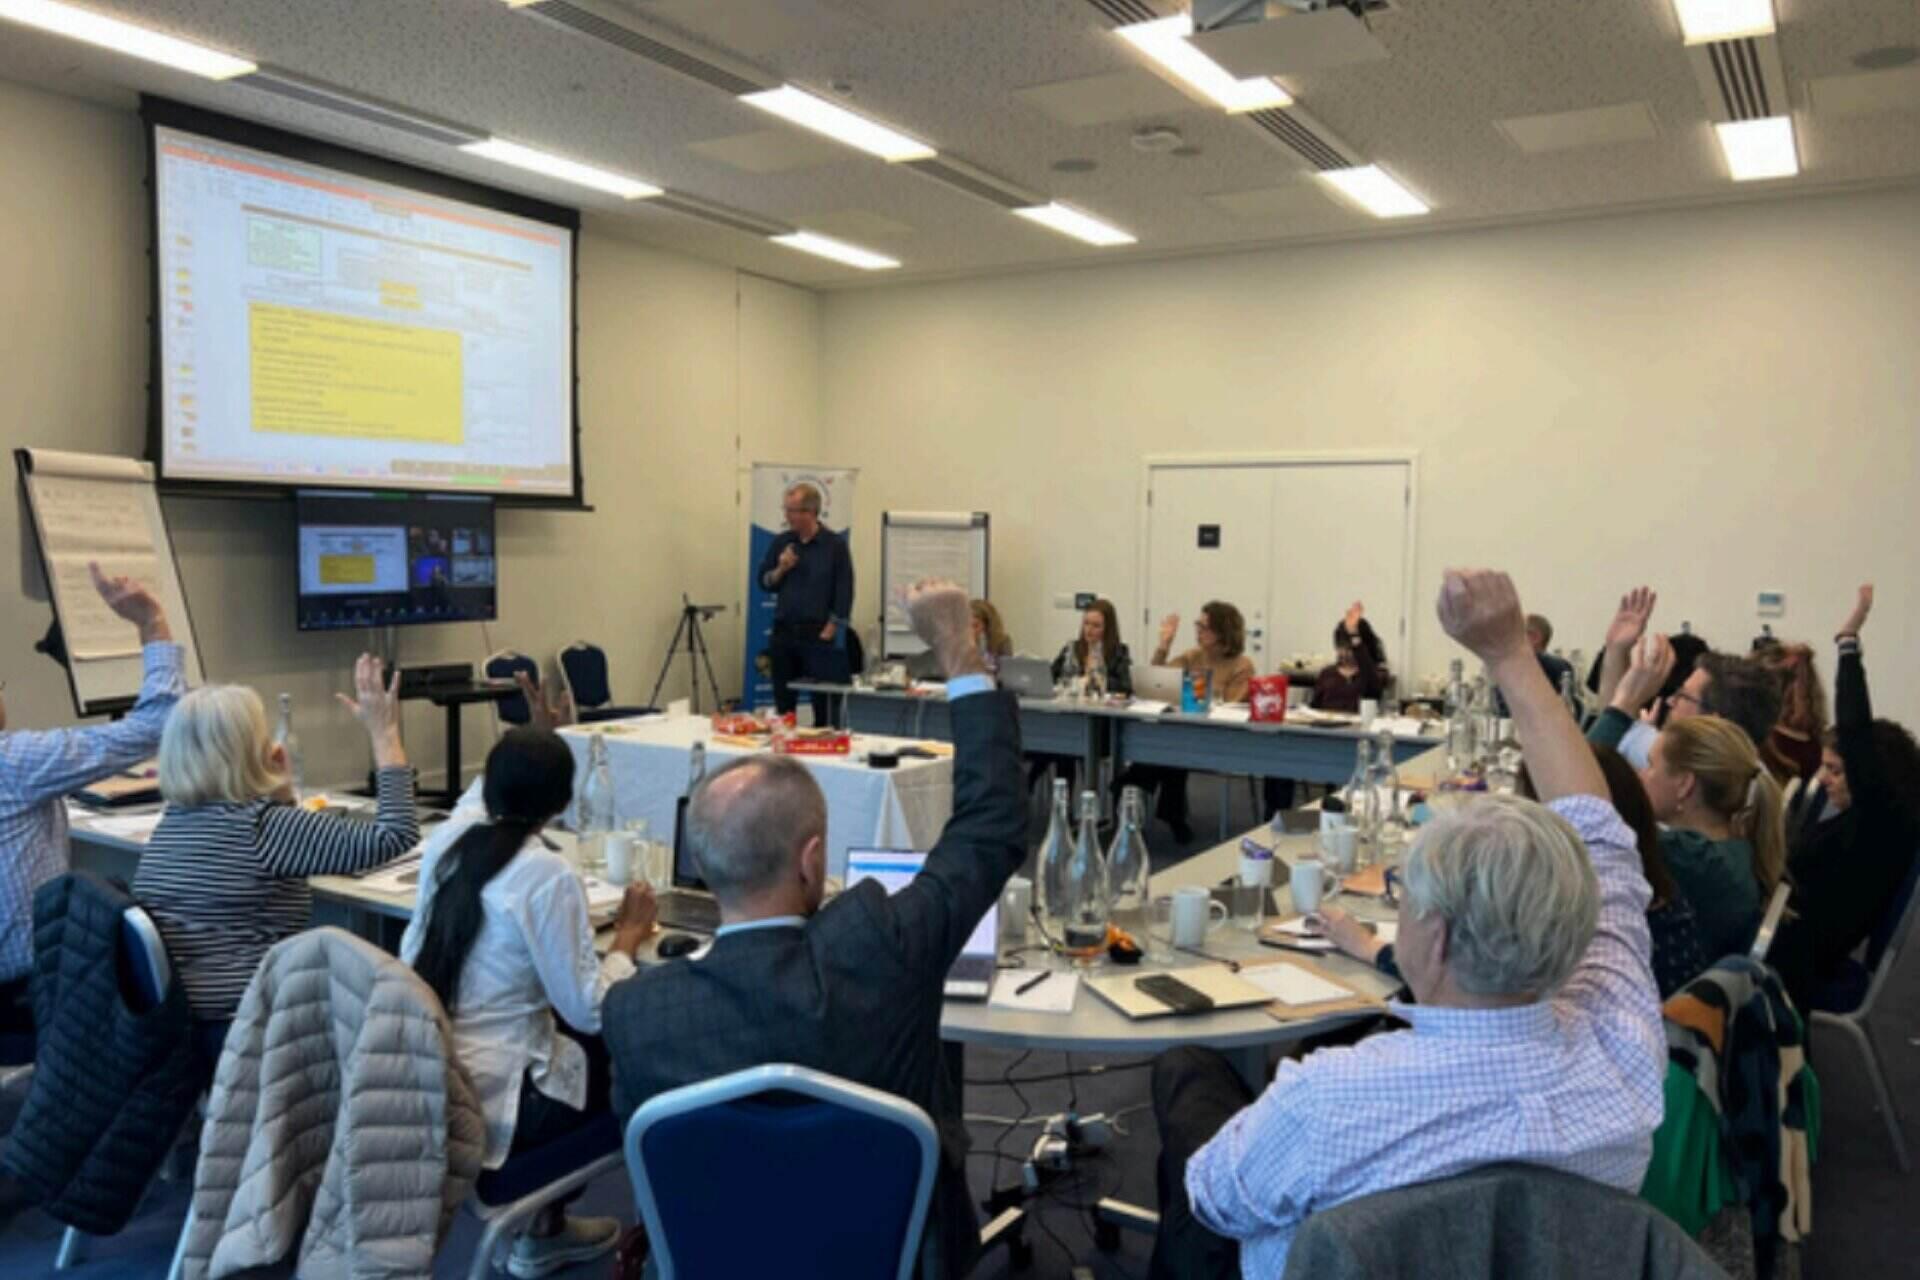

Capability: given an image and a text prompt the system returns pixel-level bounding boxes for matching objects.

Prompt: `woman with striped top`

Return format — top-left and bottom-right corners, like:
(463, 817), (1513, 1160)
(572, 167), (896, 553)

(134, 655), (418, 1071)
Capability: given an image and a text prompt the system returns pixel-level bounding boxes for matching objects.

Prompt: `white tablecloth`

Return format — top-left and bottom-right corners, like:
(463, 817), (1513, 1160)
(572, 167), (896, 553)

(560, 717), (955, 880)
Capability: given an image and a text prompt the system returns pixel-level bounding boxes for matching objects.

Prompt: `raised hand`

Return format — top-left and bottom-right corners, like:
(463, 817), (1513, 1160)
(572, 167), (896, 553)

(1610, 633), (1676, 715)
(336, 653), (406, 766)
(1436, 570), (1530, 665)
(1839, 584), (1873, 638)
(903, 579), (979, 678)
(1603, 587), (1656, 652)
(1158, 613), (1180, 651)
(90, 561), (170, 644)
(514, 670), (576, 732)
(1343, 601), (1365, 634)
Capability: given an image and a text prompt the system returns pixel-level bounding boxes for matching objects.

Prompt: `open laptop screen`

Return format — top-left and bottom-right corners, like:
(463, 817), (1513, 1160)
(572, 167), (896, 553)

(844, 849), (998, 961)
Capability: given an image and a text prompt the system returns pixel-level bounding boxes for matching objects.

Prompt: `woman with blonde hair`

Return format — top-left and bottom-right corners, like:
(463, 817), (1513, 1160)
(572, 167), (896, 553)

(969, 599), (1012, 672)
(1639, 712), (1788, 960)
(134, 655), (418, 1077)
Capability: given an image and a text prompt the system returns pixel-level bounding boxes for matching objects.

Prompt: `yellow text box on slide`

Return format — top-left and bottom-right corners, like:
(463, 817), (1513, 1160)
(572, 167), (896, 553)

(318, 554), (377, 586)
(249, 303), (463, 443)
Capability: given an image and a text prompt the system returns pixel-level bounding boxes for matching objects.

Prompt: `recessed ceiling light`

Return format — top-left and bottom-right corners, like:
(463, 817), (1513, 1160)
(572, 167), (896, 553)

(1012, 202), (1136, 247)
(0, 0), (255, 79)
(771, 231), (900, 270)
(741, 85), (935, 163)
(1672, 0), (1775, 46)
(460, 138), (662, 199)
(1115, 14), (1292, 114)
(1318, 164), (1429, 218)
(1714, 115), (1798, 181)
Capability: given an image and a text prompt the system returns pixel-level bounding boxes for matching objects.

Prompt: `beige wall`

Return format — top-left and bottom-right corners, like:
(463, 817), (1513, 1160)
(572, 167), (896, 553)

(0, 78), (821, 786)
(820, 186), (1920, 724)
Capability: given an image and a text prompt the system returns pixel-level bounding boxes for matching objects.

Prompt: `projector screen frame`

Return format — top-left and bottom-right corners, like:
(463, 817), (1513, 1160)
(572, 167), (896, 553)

(140, 96), (588, 510)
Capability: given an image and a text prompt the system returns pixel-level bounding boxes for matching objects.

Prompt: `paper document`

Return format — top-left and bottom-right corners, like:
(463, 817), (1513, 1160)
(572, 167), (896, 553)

(73, 809), (166, 842)
(884, 527), (977, 627)
(1266, 918), (1337, 951)
(1243, 963), (1354, 1007)
(1207, 705), (1252, 723)
(989, 969), (1080, 1014)
(358, 851), (426, 893)
(1127, 699), (1172, 716)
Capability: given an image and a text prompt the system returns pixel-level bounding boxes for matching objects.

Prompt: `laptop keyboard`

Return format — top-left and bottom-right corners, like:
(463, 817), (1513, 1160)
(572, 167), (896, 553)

(657, 891), (721, 933)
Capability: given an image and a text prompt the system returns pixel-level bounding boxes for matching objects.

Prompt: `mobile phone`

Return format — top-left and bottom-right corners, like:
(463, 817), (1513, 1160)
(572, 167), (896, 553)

(1134, 973), (1215, 1014)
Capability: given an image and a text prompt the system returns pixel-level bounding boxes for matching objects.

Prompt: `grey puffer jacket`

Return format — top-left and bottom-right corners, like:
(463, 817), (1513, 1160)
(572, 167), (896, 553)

(179, 926), (486, 1280)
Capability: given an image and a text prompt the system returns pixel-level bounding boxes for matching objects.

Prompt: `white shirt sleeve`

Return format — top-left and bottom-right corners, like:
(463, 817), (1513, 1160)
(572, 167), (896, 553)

(517, 864), (633, 1034)
(1616, 719), (1656, 769)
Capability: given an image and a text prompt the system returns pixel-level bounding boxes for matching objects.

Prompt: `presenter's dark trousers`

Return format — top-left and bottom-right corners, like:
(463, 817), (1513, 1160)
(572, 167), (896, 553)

(1149, 1046), (1249, 1280)
(768, 621), (846, 722)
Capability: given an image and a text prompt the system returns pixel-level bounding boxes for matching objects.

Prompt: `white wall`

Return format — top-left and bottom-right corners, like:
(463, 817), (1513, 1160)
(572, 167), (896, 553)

(0, 78), (821, 786)
(820, 187), (1920, 724)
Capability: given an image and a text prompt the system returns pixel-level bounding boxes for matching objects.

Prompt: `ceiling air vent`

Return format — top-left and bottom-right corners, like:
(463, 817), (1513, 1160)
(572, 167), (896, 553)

(1685, 32), (1789, 123)
(239, 69), (485, 147)
(1082, 0), (1162, 26)
(516, 0), (772, 97)
(650, 194), (791, 238)
(901, 157), (1038, 210)
(1242, 102), (1360, 171)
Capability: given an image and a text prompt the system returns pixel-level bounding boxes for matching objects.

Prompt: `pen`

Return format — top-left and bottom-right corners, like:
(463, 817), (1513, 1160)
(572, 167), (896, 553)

(1015, 971), (1052, 996)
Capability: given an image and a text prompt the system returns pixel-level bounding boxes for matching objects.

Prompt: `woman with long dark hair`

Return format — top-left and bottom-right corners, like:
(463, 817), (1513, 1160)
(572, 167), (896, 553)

(400, 726), (657, 1278)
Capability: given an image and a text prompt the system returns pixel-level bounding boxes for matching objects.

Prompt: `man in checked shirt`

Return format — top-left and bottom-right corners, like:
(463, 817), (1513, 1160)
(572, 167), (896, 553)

(0, 564), (184, 1047)
(1150, 568), (1666, 1279)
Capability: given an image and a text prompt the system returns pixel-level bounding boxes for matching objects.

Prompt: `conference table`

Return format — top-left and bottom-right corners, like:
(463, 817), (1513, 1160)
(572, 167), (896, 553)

(796, 680), (1443, 787)
(554, 714), (956, 883)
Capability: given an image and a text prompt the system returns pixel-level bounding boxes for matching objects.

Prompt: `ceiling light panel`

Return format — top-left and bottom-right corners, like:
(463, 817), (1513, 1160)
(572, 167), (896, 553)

(1115, 14), (1292, 114)
(1318, 165), (1429, 218)
(459, 138), (661, 199)
(1012, 202), (1136, 247)
(0, 0), (255, 79)
(741, 85), (935, 162)
(1673, 0), (1775, 46)
(1714, 115), (1798, 180)
(772, 231), (900, 270)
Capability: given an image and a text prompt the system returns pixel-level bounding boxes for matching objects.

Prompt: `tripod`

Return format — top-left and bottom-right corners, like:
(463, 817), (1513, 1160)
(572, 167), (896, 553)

(650, 595), (726, 713)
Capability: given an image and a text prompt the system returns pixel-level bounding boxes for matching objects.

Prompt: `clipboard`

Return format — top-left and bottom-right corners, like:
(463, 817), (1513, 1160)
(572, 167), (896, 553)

(1239, 955), (1385, 1023)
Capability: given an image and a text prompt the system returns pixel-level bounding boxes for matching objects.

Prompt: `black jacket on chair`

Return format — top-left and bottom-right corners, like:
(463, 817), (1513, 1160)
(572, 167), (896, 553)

(605, 689), (1026, 1280)
(0, 871), (198, 1235)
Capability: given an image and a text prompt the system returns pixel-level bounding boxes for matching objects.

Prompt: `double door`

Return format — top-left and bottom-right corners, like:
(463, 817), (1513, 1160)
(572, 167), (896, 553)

(1142, 458), (1416, 678)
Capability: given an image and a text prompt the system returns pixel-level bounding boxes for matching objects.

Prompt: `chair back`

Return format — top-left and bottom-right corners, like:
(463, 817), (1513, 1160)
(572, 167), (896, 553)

(557, 642), (613, 710)
(1748, 881), (1792, 965)
(1859, 844), (1920, 1012)
(484, 650), (539, 725)
(624, 1064), (939, 1280)
(120, 905), (172, 1014)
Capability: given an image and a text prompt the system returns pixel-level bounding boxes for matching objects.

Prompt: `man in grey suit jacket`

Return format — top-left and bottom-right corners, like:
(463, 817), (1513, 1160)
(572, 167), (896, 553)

(604, 579), (1025, 1279)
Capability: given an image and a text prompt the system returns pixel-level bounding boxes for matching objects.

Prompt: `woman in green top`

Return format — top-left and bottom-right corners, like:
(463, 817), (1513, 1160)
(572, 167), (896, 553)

(1639, 712), (1789, 959)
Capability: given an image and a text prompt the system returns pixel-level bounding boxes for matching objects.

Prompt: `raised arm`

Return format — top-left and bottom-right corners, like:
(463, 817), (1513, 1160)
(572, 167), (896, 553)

(1439, 569), (1606, 803)
(1832, 585), (1889, 806)
(1594, 586), (1656, 710)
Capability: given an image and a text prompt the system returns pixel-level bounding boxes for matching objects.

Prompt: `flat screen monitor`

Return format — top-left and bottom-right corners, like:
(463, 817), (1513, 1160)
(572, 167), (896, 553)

(296, 489), (497, 631)
(144, 98), (582, 503)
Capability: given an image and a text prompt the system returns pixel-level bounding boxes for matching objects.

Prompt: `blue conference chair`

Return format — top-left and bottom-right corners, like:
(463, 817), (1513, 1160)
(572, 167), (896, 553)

(484, 649), (541, 727)
(624, 1064), (939, 1280)
(556, 641), (654, 724)
(54, 904), (175, 1271)
(460, 1112), (626, 1280)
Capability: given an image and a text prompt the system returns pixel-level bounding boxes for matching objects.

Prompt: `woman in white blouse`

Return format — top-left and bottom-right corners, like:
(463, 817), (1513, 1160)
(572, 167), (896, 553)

(401, 724), (655, 1279)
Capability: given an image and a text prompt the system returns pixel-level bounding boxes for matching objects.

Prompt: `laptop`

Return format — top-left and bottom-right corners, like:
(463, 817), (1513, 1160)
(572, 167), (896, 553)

(844, 849), (999, 1001)
(656, 794), (721, 933)
(1133, 664), (1187, 705)
(998, 655), (1054, 699)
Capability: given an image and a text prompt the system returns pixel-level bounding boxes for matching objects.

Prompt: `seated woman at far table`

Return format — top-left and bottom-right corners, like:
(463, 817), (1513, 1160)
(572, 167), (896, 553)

(133, 655), (420, 1083)
(1312, 602), (1387, 713)
(1051, 598), (1133, 696)
(970, 599), (1013, 674)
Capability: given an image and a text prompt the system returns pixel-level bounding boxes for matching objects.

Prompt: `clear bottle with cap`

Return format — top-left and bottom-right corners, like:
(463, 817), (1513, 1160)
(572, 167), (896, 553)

(1559, 668), (1583, 725)
(1059, 789), (1110, 956)
(1037, 777), (1074, 928)
(272, 693), (304, 799)
(576, 733), (616, 877)
(1346, 736), (1379, 859)
(1370, 726), (1405, 856)
(1444, 659), (1475, 776)
(1106, 786), (1150, 932)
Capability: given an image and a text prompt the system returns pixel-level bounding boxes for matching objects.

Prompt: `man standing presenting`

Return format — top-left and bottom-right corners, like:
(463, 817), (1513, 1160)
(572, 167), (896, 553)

(758, 481), (854, 719)
(0, 565), (185, 1044)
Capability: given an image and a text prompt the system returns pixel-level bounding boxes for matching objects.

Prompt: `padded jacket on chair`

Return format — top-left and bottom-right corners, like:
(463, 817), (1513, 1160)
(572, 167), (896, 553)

(179, 926), (486, 1280)
(0, 871), (197, 1235)
(1281, 1162), (1730, 1280)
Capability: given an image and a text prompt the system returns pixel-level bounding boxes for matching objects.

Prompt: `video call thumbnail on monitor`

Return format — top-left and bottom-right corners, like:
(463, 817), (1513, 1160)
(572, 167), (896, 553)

(296, 490), (497, 631)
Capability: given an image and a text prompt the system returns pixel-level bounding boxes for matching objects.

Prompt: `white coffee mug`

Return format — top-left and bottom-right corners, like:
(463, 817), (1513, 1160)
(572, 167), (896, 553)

(1002, 876), (1033, 932)
(1318, 826), (1359, 874)
(1359, 698), (1380, 723)
(603, 831), (636, 886)
(1319, 808), (1352, 833)
(1290, 856), (1342, 915)
(1170, 885), (1228, 948)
